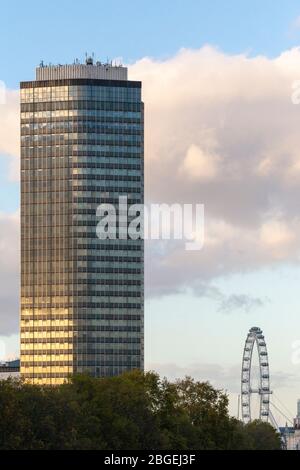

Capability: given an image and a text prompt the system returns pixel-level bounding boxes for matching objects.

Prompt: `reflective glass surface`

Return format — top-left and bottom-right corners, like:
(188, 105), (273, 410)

(20, 80), (144, 384)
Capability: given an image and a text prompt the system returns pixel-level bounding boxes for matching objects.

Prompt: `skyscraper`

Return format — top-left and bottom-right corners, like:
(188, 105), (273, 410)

(20, 58), (144, 385)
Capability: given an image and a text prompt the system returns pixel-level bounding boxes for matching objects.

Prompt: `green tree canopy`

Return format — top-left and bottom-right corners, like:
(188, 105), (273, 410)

(0, 371), (282, 450)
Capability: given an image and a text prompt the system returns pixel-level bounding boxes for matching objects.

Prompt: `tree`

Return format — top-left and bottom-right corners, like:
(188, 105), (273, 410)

(0, 371), (283, 450)
(241, 420), (282, 450)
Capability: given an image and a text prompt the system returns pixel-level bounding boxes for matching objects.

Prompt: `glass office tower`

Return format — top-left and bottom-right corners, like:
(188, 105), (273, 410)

(20, 59), (144, 384)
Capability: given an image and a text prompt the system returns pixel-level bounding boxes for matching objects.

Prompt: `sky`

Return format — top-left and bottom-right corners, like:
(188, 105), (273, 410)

(1, 0), (300, 424)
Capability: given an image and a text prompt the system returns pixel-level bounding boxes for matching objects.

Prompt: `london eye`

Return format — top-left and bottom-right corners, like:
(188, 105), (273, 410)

(241, 326), (271, 423)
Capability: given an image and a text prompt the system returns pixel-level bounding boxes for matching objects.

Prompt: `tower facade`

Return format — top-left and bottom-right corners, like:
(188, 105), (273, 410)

(20, 59), (144, 384)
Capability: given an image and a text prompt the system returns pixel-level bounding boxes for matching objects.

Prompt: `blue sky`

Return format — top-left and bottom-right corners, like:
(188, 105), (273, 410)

(1, 0), (300, 88)
(1, 0), (300, 423)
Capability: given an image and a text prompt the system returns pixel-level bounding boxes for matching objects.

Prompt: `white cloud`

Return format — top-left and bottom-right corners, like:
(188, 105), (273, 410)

(129, 46), (300, 296)
(180, 143), (221, 181)
(0, 211), (19, 335)
(0, 89), (19, 181)
(260, 220), (295, 247)
(3, 47), (300, 330)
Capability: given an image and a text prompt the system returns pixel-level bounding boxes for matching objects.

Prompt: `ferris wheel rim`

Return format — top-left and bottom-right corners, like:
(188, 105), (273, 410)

(241, 326), (271, 423)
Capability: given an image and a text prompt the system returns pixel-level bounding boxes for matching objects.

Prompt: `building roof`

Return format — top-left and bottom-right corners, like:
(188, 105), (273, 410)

(279, 426), (295, 434)
(0, 359), (20, 372)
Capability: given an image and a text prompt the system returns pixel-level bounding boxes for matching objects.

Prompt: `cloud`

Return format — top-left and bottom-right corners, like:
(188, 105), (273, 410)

(172, 280), (266, 314)
(147, 361), (241, 393)
(218, 294), (264, 314)
(180, 141), (221, 182)
(0, 88), (19, 181)
(129, 46), (300, 297)
(146, 362), (300, 395)
(0, 211), (19, 335)
(0, 89), (22, 336)
(3, 46), (300, 331)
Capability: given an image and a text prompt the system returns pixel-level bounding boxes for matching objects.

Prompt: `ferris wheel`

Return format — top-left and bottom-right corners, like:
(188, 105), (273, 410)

(241, 326), (271, 423)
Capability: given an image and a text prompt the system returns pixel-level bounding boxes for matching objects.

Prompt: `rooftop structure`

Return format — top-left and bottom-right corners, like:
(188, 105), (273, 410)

(0, 359), (20, 379)
(36, 56), (127, 81)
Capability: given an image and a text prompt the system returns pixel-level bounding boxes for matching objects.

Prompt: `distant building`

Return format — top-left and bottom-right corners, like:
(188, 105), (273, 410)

(279, 399), (300, 450)
(0, 359), (20, 379)
(296, 399), (300, 429)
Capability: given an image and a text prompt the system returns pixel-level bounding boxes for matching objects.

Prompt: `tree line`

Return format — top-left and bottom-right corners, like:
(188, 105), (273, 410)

(0, 370), (281, 450)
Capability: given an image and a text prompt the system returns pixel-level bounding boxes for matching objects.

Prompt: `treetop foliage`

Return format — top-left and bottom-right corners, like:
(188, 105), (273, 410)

(0, 370), (282, 450)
